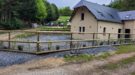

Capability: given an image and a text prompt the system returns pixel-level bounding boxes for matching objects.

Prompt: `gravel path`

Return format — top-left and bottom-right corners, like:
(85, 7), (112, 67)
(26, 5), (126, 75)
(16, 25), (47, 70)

(0, 51), (38, 67)
(0, 46), (116, 67)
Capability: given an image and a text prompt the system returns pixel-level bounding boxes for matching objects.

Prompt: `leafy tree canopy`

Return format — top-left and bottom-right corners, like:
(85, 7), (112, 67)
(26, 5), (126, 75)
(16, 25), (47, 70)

(109, 0), (135, 11)
(59, 7), (72, 16)
(0, 0), (59, 24)
(36, 0), (47, 20)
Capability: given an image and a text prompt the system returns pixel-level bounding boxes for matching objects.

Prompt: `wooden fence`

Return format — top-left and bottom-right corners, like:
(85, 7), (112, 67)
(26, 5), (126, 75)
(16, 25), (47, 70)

(0, 30), (134, 54)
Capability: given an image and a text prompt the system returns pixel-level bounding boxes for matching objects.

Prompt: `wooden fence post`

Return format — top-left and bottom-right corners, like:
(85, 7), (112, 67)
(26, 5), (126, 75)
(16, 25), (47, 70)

(108, 33), (111, 45)
(70, 33), (73, 49)
(8, 31), (11, 49)
(92, 33), (95, 46)
(37, 32), (40, 52)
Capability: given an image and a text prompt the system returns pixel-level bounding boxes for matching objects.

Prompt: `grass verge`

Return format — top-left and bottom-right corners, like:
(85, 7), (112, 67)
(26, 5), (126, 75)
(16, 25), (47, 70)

(64, 45), (135, 63)
(131, 72), (135, 75)
(116, 45), (135, 54)
(64, 52), (112, 63)
(64, 54), (95, 62)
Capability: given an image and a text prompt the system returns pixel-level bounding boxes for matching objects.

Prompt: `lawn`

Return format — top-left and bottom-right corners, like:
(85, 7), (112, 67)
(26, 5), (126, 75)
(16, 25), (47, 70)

(58, 16), (70, 22)
(36, 26), (70, 31)
(36, 16), (70, 31)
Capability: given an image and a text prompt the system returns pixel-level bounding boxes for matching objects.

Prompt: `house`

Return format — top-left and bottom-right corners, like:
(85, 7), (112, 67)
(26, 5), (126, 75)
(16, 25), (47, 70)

(70, 0), (135, 40)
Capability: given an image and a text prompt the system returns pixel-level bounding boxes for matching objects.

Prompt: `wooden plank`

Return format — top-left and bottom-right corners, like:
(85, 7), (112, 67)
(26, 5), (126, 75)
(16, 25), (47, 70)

(0, 38), (134, 44)
(0, 30), (135, 35)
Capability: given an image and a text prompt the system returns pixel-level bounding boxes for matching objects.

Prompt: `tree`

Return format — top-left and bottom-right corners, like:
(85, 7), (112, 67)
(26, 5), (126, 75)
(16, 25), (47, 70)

(17, 0), (37, 22)
(123, 0), (135, 10)
(109, 0), (135, 11)
(59, 7), (72, 16)
(109, 0), (123, 10)
(35, 0), (47, 21)
(50, 4), (59, 21)
(0, 0), (47, 22)
(44, 0), (52, 22)
(0, 0), (56, 29)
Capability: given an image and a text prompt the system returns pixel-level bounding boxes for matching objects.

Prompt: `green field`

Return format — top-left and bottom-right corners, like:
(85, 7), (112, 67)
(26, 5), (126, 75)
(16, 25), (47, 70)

(58, 16), (70, 22)
(37, 26), (70, 31)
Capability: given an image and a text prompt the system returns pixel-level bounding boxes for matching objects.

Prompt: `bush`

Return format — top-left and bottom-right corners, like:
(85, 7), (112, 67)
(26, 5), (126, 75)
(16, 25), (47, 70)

(0, 18), (25, 30)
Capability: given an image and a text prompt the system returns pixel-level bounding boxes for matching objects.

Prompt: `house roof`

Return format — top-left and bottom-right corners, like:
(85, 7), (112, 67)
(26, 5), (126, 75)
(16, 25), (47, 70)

(72, 0), (135, 23)
(118, 11), (135, 21)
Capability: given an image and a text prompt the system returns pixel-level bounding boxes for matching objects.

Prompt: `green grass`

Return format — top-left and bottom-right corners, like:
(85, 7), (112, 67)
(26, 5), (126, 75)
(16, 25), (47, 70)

(15, 33), (35, 38)
(37, 26), (70, 31)
(64, 54), (95, 62)
(64, 45), (135, 63)
(131, 72), (135, 75)
(64, 52), (112, 63)
(96, 52), (112, 59)
(116, 45), (135, 54)
(58, 16), (70, 22)
(100, 56), (135, 70)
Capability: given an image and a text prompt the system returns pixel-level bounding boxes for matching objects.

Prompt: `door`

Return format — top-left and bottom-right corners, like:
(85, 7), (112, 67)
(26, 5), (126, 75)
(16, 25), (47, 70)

(125, 29), (130, 38)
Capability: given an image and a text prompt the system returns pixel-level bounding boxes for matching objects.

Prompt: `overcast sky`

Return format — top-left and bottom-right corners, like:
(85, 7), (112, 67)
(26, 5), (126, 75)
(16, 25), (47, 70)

(47, 0), (113, 9)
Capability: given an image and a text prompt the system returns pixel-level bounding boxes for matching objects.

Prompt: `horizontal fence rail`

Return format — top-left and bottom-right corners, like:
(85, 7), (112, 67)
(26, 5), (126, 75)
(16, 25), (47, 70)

(0, 30), (134, 54)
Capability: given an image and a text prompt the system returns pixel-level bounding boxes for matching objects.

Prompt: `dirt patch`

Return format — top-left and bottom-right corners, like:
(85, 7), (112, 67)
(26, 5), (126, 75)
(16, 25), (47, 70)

(27, 57), (66, 71)
(0, 57), (65, 75)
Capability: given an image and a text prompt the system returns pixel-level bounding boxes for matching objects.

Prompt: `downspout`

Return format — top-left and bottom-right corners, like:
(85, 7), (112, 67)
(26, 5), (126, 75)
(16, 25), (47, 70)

(122, 21), (125, 39)
(96, 20), (99, 39)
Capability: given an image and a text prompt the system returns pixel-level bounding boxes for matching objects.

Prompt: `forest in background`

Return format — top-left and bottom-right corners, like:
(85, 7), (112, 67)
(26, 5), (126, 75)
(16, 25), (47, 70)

(0, 0), (72, 29)
(1, 0), (135, 30)
(109, 0), (135, 11)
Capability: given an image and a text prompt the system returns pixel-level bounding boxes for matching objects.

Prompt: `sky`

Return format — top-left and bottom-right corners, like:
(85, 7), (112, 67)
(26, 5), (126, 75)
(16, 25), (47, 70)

(47, 0), (113, 9)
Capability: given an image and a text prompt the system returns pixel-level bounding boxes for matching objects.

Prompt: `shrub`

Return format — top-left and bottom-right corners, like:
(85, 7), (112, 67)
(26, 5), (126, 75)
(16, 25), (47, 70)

(0, 18), (25, 30)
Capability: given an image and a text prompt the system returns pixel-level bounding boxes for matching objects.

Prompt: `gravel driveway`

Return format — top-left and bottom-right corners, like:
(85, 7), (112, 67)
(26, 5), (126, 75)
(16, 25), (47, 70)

(0, 46), (116, 67)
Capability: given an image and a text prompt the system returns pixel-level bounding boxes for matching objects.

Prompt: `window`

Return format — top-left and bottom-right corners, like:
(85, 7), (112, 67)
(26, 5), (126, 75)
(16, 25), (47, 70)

(103, 27), (106, 36)
(81, 13), (84, 20)
(79, 27), (82, 32)
(79, 26), (85, 32)
(103, 27), (106, 33)
(118, 29), (122, 38)
(82, 27), (85, 32)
